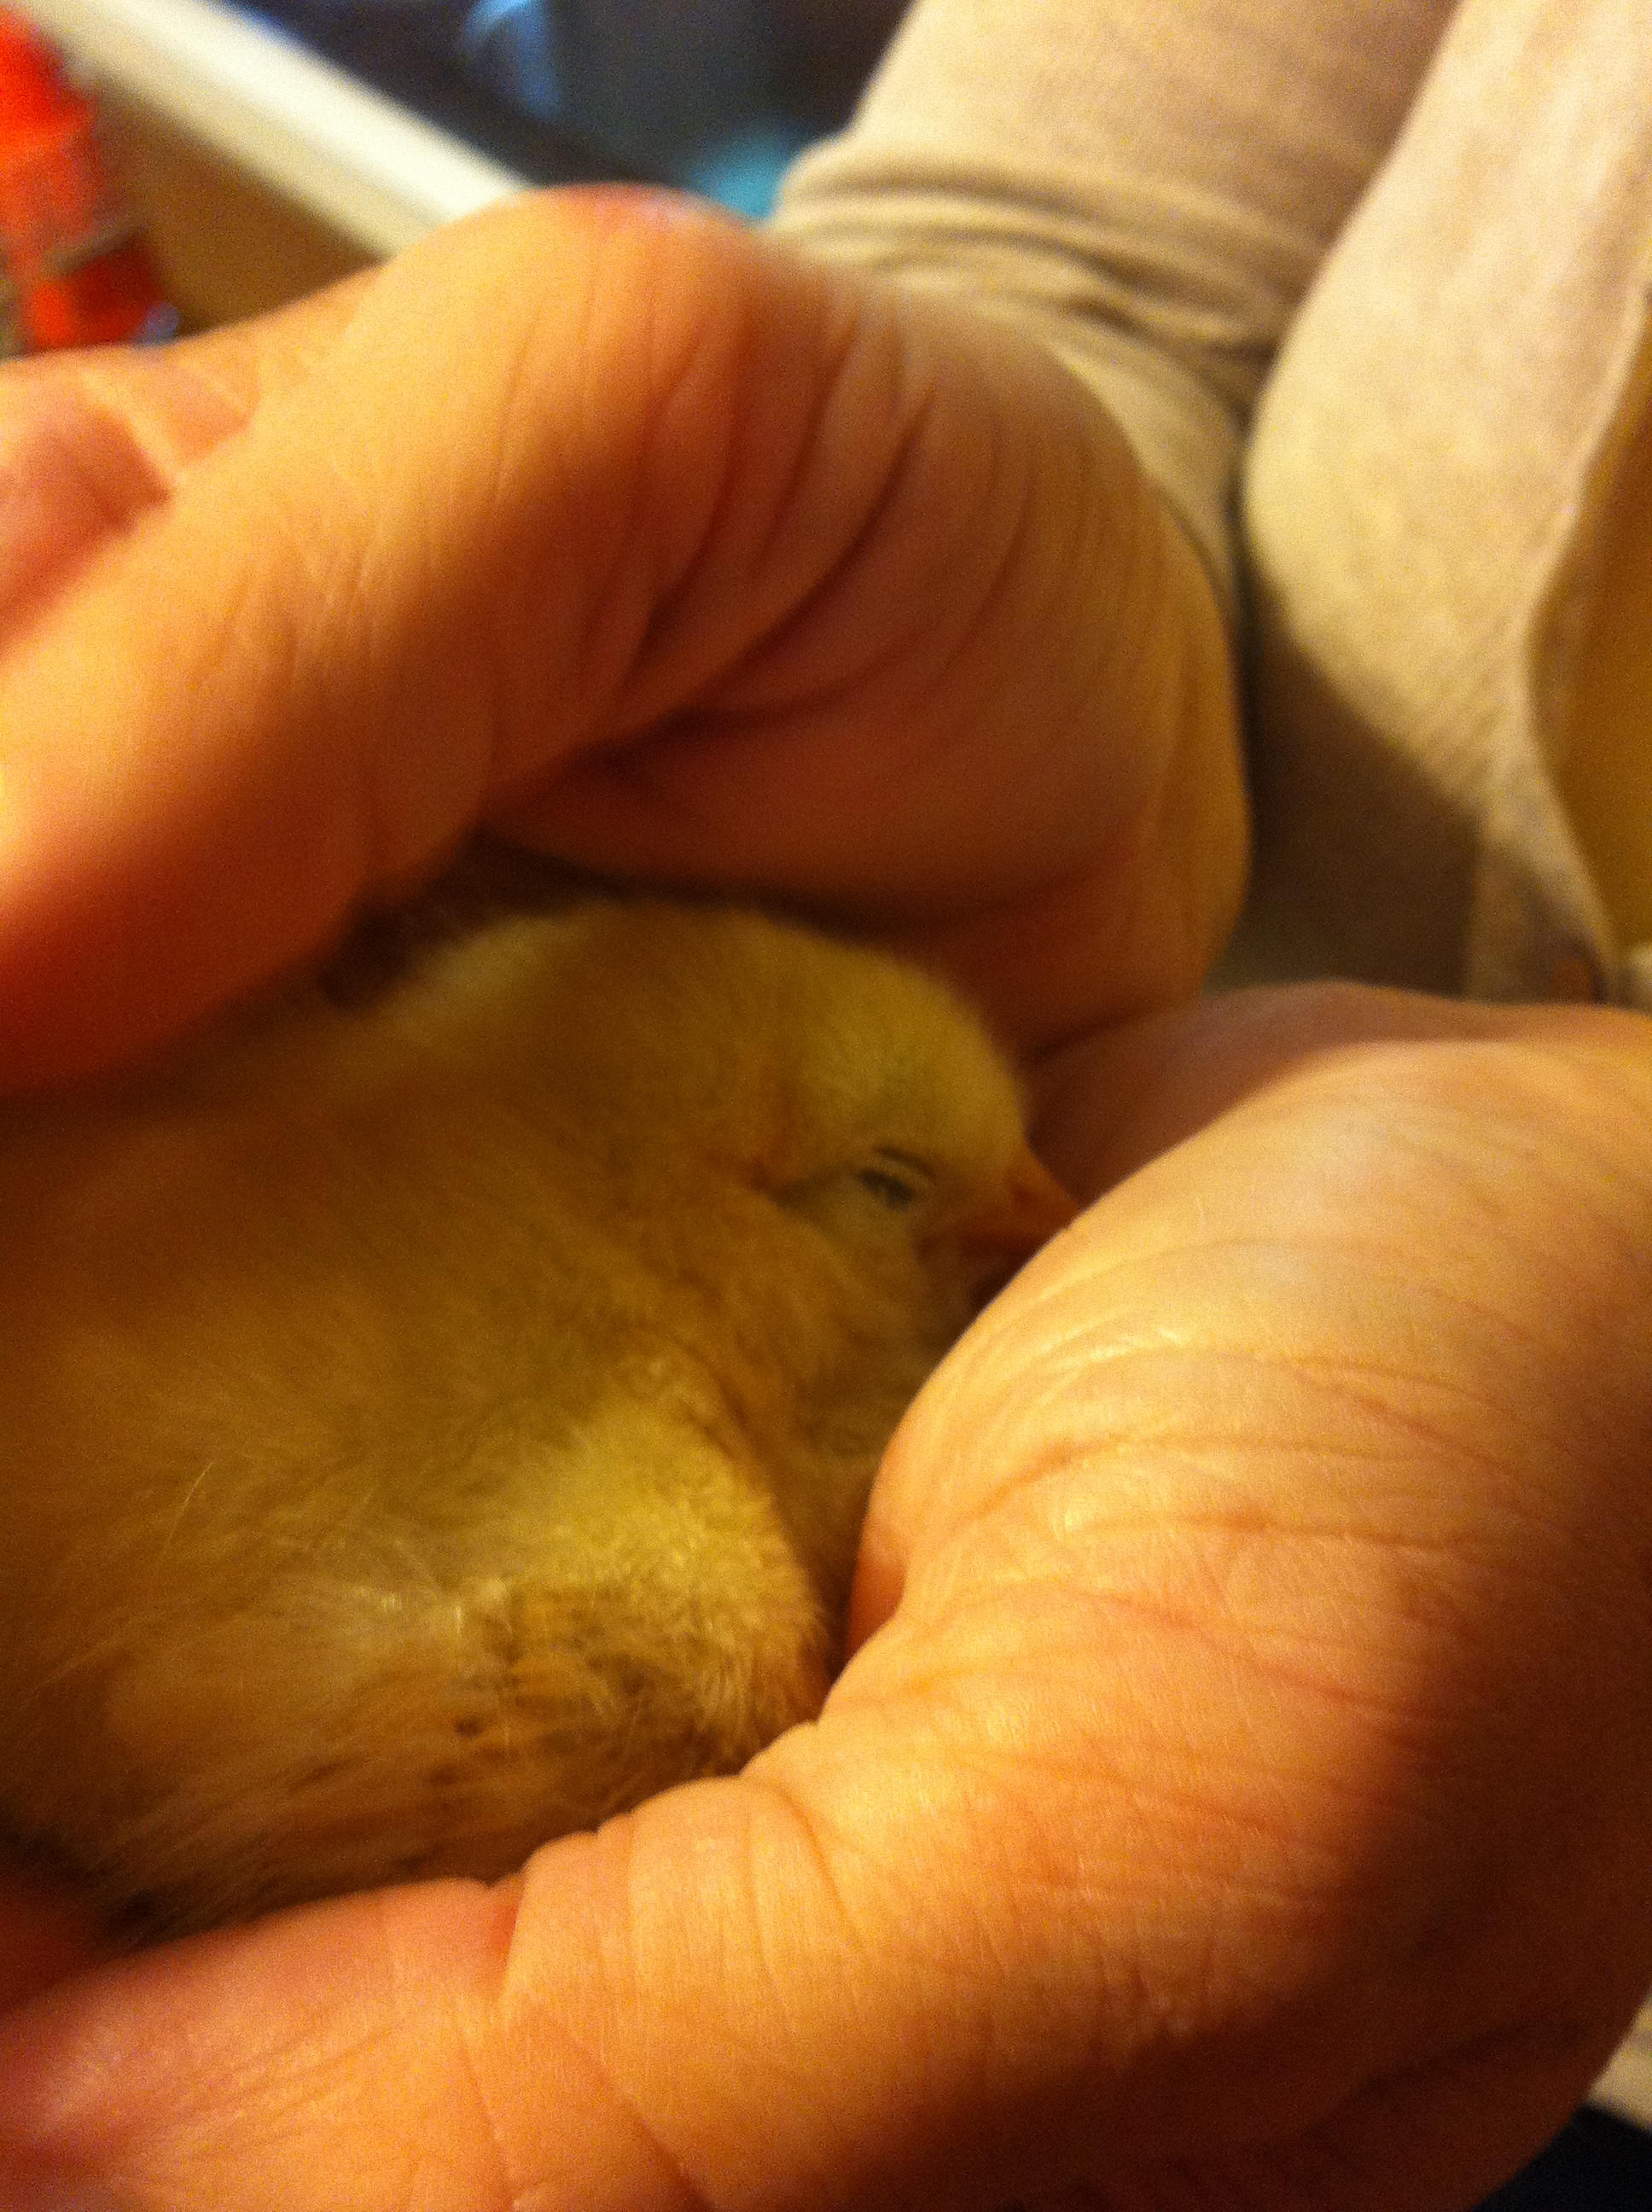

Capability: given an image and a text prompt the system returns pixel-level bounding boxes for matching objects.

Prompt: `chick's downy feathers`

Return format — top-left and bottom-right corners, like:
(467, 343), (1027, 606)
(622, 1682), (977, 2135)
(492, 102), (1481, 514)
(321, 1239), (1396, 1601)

(0, 899), (1072, 1932)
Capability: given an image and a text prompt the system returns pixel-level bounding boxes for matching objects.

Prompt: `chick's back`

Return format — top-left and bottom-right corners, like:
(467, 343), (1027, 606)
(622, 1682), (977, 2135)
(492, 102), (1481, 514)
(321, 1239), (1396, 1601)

(0, 898), (1062, 1933)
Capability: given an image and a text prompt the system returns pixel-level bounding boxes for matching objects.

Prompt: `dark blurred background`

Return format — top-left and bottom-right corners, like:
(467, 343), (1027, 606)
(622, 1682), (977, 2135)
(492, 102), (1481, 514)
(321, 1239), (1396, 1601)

(252, 0), (906, 213)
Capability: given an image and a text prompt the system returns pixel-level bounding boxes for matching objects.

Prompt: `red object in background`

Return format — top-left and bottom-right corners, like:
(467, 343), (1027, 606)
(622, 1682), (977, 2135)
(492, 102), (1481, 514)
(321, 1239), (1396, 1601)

(0, 8), (176, 352)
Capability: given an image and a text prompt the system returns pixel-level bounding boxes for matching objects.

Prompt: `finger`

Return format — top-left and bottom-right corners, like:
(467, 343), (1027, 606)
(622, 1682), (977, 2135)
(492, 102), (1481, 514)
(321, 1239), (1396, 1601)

(0, 1611), (1466, 2212)
(1, 184), (1242, 1090)
(1028, 978), (1650, 1200)
(512, 393), (1246, 1053)
(0, 1875), (1608, 2212)
(3, 188), (723, 1085)
(0, 275), (375, 632)
(0, 185), (945, 1082)
(0, 184), (934, 1085)
(0, 1744), (1224, 2211)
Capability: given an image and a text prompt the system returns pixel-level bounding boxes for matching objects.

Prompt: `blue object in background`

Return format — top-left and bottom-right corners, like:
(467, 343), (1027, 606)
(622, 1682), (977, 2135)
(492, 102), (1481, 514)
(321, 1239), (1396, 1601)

(451, 0), (811, 216)
(686, 123), (809, 219)
(252, 0), (903, 212)
(459, 0), (562, 122)
(504, 0), (763, 172)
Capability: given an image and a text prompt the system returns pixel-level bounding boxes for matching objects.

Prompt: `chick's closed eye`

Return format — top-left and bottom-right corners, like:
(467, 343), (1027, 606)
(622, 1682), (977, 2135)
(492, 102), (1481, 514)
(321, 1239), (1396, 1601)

(853, 1150), (931, 1208)
(0, 895), (1073, 1936)
(777, 1150), (931, 1238)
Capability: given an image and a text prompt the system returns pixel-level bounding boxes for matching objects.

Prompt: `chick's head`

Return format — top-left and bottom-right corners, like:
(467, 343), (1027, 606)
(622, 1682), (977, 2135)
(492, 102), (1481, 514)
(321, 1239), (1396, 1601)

(407, 898), (1073, 1315)
(0, 893), (1075, 1931)
(456, 899), (1076, 1619)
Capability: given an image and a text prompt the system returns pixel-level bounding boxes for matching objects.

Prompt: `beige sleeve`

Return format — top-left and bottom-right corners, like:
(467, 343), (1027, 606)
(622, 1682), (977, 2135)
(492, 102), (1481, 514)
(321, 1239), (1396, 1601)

(1236, 0), (1652, 1004)
(771, 0), (1455, 603)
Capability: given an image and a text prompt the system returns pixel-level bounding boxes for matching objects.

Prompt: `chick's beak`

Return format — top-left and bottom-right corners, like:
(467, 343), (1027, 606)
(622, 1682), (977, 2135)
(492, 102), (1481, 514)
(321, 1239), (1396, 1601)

(942, 1141), (1083, 1291)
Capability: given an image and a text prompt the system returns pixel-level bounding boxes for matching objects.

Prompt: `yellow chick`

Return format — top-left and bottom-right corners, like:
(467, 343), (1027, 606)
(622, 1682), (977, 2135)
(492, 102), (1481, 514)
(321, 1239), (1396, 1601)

(0, 898), (1072, 1936)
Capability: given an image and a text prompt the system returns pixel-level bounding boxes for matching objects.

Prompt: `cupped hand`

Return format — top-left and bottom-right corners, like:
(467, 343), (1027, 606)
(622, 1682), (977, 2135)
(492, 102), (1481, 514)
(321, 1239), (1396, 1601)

(3, 982), (1649, 2212)
(0, 184), (1241, 1088)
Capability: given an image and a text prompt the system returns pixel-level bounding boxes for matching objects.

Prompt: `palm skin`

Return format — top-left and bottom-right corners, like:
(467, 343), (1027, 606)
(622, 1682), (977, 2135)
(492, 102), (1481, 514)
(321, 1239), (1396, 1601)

(2, 985), (1650, 2212)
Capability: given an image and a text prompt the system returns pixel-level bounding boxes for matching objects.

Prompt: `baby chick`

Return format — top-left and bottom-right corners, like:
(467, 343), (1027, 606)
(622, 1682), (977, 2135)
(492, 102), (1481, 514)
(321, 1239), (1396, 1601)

(0, 898), (1072, 1935)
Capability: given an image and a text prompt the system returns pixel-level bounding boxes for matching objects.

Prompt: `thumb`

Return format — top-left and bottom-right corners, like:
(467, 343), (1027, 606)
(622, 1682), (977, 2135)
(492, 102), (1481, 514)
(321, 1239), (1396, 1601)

(0, 1726), (1154, 2211)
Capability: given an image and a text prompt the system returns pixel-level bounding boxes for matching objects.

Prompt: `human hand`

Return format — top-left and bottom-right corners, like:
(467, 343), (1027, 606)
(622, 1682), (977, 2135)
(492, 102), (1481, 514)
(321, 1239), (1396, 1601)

(0, 184), (1242, 1090)
(3, 981), (1649, 2211)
